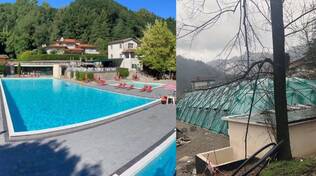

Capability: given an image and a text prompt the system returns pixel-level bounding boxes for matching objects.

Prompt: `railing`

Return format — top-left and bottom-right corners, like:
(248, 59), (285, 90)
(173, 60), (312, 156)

(66, 67), (116, 73)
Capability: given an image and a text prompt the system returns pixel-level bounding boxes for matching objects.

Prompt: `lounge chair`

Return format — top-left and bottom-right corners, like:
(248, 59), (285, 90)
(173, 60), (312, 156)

(146, 85), (153, 92)
(161, 96), (167, 104)
(140, 85), (148, 92)
(98, 79), (106, 86)
(127, 84), (134, 90)
(121, 83), (127, 88)
(115, 83), (123, 88)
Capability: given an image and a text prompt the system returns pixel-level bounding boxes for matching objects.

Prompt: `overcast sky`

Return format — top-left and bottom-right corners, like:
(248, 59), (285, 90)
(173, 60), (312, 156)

(177, 0), (315, 62)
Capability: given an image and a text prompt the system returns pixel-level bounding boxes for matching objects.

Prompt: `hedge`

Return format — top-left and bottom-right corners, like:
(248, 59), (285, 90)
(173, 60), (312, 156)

(87, 72), (94, 81)
(78, 72), (85, 81)
(74, 71), (94, 81)
(117, 68), (129, 78)
(75, 71), (80, 80)
(17, 54), (108, 61)
(0, 65), (5, 74)
(70, 71), (74, 78)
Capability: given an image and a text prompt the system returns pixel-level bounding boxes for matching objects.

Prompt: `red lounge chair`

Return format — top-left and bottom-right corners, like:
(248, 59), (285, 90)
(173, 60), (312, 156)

(115, 83), (123, 88)
(140, 85), (148, 92)
(161, 96), (167, 104)
(127, 84), (134, 90)
(121, 83), (127, 88)
(146, 85), (153, 92)
(98, 79), (106, 86)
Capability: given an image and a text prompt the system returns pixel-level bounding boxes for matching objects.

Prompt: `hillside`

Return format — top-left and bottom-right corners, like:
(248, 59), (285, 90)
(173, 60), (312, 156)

(207, 48), (306, 75)
(176, 55), (226, 97)
(0, 0), (175, 57)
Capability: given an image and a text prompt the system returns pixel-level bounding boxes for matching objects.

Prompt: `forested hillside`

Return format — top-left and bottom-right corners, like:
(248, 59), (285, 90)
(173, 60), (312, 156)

(176, 56), (226, 97)
(0, 0), (175, 58)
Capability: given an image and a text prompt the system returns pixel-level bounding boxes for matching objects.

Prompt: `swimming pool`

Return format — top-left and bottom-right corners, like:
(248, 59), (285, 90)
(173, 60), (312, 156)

(118, 132), (176, 176)
(0, 78), (158, 138)
(125, 81), (164, 89)
(137, 140), (176, 176)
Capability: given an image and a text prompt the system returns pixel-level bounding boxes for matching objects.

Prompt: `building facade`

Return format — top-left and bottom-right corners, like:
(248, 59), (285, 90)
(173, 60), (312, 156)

(0, 55), (9, 65)
(45, 37), (99, 55)
(108, 38), (141, 71)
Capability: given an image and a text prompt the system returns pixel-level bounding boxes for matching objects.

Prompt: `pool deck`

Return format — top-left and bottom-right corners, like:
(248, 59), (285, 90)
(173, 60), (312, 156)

(69, 79), (175, 99)
(0, 79), (176, 176)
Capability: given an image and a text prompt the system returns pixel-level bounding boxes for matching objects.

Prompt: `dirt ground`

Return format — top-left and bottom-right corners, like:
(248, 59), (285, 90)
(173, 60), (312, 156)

(176, 120), (229, 176)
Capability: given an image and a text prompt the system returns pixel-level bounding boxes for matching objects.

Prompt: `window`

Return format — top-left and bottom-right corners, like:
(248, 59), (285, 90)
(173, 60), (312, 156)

(132, 64), (137, 69)
(120, 44), (122, 48)
(128, 43), (133, 48)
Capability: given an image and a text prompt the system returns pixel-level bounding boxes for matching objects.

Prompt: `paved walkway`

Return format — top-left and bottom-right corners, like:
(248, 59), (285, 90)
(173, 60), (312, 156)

(68, 78), (176, 99)
(0, 79), (176, 176)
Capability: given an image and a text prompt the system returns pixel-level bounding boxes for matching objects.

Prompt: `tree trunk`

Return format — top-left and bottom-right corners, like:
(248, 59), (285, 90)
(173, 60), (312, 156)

(270, 0), (292, 160)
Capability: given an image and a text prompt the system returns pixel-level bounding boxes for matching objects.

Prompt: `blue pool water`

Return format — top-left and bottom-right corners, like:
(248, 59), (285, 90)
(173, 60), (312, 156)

(125, 81), (162, 89)
(1, 79), (154, 132)
(137, 140), (176, 176)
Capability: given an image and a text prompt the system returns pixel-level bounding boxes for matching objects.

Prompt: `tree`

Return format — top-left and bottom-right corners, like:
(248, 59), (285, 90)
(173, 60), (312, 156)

(0, 0), (175, 57)
(270, 0), (292, 160)
(177, 0), (316, 162)
(17, 62), (21, 75)
(136, 20), (176, 78)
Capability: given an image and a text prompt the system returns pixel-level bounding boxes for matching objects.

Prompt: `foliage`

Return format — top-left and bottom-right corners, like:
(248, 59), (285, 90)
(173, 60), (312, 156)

(305, 39), (316, 62)
(0, 65), (5, 74)
(136, 20), (176, 77)
(75, 71), (79, 80)
(75, 71), (93, 81)
(16, 53), (107, 61)
(75, 72), (85, 81)
(117, 68), (129, 78)
(0, 0), (175, 57)
(87, 72), (94, 81)
(17, 62), (21, 75)
(261, 158), (316, 176)
(18, 50), (33, 61)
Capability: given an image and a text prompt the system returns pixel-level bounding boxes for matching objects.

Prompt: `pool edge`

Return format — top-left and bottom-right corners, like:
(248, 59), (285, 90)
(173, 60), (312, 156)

(0, 79), (161, 141)
(111, 129), (176, 176)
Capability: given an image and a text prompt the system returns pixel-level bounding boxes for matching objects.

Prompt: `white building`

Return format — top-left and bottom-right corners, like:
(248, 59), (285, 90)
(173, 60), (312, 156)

(108, 38), (141, 71)
(45, 37), (100, 55)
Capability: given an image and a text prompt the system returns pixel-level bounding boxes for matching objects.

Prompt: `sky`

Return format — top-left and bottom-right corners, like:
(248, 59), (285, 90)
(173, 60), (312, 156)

(0, 0), (176, 18)
(177, 0), (315, 62)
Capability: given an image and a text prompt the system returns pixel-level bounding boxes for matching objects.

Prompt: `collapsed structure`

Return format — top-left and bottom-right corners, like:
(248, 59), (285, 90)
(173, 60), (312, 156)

(177, 77), (316, 135)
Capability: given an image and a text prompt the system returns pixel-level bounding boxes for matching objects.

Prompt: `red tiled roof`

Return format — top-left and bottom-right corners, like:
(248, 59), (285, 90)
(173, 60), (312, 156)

(63, 39), (79, 43)
(56, 38), (81, 44)
(0, 54), (9, 59)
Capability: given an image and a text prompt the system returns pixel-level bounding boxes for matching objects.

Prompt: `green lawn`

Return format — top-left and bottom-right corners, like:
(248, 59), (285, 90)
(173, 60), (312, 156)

(261, 158), (316, 176)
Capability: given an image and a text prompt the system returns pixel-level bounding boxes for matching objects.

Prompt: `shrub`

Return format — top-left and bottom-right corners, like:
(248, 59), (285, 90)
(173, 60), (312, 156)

(18, 51), (33, 61)
(17, 63), (21, 75)
(75, 71), (80, 80)
(0, 65), (5, 74)
(16, 54), (107, 61)
(117, 68), (129, 78)
(78, 72), (85, 81)
(87, 72), (94, 81)
(70, 71), (74, 79)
